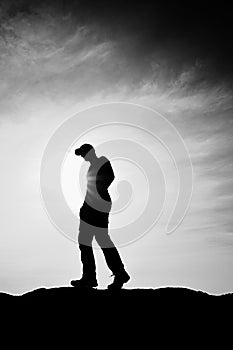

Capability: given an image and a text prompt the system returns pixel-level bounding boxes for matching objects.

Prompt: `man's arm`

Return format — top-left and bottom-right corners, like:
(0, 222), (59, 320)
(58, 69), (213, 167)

(98, 157), (115, 189)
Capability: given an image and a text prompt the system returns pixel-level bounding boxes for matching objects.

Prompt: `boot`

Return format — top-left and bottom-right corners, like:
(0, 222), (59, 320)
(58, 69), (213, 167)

(70, 276), (98, 288)
(107, 270), (130, 290)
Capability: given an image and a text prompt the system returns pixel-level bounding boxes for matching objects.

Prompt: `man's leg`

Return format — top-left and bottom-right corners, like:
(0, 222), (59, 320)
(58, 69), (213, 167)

(95, 226), (125, 274)
(102, 246), (126, 275)
(71, 220), (97, 287)
(78, 244), (96, 281)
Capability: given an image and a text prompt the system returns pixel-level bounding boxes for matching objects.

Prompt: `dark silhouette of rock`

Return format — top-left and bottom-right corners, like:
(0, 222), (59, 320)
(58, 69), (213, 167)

(1, 287), (230, 329)
(0, 286), (224, 303)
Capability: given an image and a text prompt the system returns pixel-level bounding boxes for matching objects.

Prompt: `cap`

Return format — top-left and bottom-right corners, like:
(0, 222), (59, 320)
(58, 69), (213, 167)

(75, 143), (94, 157)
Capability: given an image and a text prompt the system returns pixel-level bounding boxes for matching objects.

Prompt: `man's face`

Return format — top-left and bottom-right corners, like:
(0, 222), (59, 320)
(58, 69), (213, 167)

(83, 149), (95, 162)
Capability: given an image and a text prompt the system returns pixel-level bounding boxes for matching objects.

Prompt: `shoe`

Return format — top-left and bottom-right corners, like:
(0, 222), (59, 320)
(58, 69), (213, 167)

(107, 270), (130, 290)
(70, 277), (98, 288)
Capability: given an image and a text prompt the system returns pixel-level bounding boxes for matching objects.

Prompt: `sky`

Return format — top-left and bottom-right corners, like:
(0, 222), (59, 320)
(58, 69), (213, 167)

(0, 0), (233, 294)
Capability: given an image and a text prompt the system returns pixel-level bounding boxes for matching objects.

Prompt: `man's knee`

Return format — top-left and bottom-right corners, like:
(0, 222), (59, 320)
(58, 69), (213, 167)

(78, 234), (94, 246)
(95, 228), (115, 248)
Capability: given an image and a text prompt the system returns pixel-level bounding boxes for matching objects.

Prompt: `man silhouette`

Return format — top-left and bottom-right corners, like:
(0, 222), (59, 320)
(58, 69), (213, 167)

(71, 144), (130, 290)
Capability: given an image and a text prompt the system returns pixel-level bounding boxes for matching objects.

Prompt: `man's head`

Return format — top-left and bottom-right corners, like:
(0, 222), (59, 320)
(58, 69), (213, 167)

(75, 143), (96, 162)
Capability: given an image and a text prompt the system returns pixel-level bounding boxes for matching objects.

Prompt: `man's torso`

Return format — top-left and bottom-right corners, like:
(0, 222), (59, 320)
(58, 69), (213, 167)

(80, 156), (114, 227)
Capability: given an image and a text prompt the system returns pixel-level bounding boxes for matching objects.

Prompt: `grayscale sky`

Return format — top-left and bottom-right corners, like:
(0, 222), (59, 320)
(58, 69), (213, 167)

(0, 1), (233, 294)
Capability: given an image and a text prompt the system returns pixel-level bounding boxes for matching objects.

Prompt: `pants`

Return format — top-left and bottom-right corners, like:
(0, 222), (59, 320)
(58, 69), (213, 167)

(78, 219), (125, 279)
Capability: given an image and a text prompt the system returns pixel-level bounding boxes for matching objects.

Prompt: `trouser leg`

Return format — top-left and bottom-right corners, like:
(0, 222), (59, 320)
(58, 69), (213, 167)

(102, 247), (125, 274)
(95, 227), (125, 274)
(78, 244), (96, 279)
(78, 220), (96, 279)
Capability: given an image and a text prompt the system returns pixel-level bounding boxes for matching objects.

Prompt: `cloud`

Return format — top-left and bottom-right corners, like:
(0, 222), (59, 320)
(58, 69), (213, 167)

(0, 7), (116, 120)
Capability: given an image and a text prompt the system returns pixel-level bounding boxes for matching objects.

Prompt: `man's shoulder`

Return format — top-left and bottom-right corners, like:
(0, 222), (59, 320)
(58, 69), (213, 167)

(98, 156), (110, 165)
(97, 156), (113, 173)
